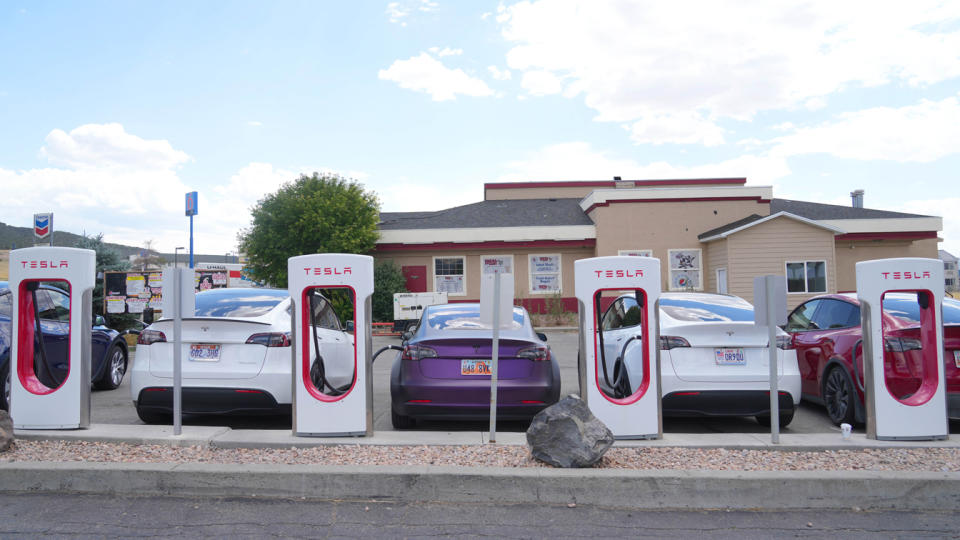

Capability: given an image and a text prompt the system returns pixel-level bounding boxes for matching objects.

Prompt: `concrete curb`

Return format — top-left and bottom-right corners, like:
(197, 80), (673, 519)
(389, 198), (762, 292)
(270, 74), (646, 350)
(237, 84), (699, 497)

(1, 462), (958, 510)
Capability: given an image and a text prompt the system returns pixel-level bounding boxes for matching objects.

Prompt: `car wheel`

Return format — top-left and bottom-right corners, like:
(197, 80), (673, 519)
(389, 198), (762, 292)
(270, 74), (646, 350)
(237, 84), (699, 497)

(135, 403), (169, 425)
(94, 344), (127, 390)
(1, 366), (10, 411)
(756, 409), (795, 428)
(822, 367), (856, 426)
(391, 407), (415, 429)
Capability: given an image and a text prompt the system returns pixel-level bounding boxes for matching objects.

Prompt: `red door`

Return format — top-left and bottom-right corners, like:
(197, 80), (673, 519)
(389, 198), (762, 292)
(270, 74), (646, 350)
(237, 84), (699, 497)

(402, 265), (427, 293)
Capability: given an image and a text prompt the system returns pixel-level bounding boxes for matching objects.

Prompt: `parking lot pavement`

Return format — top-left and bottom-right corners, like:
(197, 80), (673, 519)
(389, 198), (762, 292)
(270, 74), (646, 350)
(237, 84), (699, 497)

(93, 330), (957, 435)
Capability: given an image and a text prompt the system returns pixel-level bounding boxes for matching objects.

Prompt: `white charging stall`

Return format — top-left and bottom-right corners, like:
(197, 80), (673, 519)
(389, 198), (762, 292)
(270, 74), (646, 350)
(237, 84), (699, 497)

(289, 253), (374, 436)
(856, 257), (948, 440)
(9, 247), (95, 429)
(575, 256), (662, 439)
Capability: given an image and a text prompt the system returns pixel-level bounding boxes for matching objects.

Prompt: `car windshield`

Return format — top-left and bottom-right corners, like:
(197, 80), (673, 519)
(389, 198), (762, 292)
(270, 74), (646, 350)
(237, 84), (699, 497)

(193, 289), (288, 318)
(883, 295), (960, 325)
(425, 305), (524, 331)
(659, 296), (755, 322)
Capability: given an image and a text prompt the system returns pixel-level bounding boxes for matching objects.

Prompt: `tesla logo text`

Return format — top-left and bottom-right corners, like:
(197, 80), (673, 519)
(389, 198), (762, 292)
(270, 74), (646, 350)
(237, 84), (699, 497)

(20, 260), (69, 269)
(303, 267), (352, 276)
(594, 269), (643, 278)
(880, 271), (932, 280)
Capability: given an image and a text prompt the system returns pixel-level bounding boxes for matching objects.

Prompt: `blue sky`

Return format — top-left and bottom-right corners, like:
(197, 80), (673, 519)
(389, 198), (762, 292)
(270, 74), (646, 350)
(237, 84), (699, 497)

(2, 1), (959, 256)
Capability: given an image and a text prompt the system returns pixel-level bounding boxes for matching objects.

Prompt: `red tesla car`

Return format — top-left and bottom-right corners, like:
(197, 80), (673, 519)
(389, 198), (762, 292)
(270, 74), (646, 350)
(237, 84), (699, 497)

(784, 293), (960, 426)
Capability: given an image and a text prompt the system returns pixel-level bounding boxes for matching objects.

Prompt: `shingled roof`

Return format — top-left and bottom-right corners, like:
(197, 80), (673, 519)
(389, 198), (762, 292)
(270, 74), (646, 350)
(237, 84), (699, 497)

(379, 198), (594, 230)
(770, 198), (930, 220)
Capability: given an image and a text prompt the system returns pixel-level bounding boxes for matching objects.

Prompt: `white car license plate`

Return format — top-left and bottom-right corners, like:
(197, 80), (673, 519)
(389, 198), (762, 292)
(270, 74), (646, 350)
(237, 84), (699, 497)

(715, 348), (746, 366)
(190, 344), (221, 362)
(461, 359), (492, 375)
(954, 350), (960, 369)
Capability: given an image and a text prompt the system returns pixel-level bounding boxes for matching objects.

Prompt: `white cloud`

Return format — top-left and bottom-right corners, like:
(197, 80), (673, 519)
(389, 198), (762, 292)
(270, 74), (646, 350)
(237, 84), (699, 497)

(488, 65), (512, 81)
(497, 0), (960, 145)
(379, 52), (494, 101)
(627, 111), (726, 146)
(40, 123), (190, 169)
(428, 46), (462, 57)
(247, 120), (263, 127)
(418, 0), (438, 13)
(386, 2), (409, 26)
(771, 95), (960, 162)
(520, 70), (563, 95)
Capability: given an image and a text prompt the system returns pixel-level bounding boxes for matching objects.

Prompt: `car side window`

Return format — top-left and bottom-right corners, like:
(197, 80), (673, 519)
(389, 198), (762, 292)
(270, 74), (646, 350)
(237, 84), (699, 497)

(601, 299), (625, 331)
(785, 300), (820, 332)
(813, 299), (860, 329)
(0, 291), (11, 318)
(311, 295), (342, 331)
(35, 290), (70, 322)
(620, 297), (642, 328)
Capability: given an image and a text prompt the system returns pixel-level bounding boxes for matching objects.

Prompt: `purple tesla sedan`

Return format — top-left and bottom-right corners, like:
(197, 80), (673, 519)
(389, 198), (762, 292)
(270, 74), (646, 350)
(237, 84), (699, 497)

(389, 303), (561, 429)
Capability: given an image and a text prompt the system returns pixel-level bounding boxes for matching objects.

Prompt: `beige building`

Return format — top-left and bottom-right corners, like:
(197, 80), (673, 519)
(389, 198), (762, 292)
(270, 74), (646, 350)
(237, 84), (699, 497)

(374, 179), (942, 311)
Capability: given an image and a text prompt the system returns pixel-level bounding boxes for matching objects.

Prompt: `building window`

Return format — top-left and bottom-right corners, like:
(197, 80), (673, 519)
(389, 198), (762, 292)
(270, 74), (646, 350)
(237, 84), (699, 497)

(668, 249), (702, 291)
(618, 249), (653, 257)
(481, 255), (513, 275)
(434, 256), (466, 296)
(786, 261), (827, 294)
(529, 254), (562, 294)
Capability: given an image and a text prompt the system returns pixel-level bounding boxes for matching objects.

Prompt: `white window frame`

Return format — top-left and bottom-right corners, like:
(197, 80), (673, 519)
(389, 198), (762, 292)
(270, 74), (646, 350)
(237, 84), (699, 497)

(528, 253), (562, 295)
(716, 267), (728, 295)
(668, 248), (703, 291)
(785, 260), (828, 295)
(432, 255), (467, 297)
(618, 249), (653, 257)
(480, 254), (514, 276)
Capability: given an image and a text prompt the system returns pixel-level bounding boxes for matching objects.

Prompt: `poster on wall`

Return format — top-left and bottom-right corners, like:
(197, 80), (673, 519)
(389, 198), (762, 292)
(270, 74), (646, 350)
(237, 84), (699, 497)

(126, 297), (149, 314)
(482, 256), (513, 275)
(435, 275), (464, 294)
(530, 255), (560, 274)
(105, 296), (126, 314)
(669, 249), (702, 290)
(531, 274), (560, 292)
(147, 272), (163, 287)
(126, 274), (145, 295)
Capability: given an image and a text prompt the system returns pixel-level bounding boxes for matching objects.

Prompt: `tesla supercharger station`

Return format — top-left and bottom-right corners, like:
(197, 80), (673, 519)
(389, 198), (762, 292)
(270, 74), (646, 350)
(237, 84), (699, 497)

(575, 256), (662, 439)
(289, 253), (374, 436)
(857, 257), (948, 440)
(9, 247), (95, 429)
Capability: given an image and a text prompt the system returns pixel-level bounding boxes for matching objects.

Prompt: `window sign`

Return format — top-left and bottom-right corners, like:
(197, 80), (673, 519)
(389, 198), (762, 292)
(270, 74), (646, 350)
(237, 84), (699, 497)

(482, 255), (513, 275)
(529, 254), (561, 294)
(668, 249), (702, 291)
(434, 256), (466, 296)
(618, 249), (653, 257)
(786, 261), (827, 293)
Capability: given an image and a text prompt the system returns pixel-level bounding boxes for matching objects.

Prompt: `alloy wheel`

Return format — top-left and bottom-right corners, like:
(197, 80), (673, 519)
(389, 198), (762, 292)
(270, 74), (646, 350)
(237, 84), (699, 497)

(110, 348), (126, 386)
(824, 368), (852, 424)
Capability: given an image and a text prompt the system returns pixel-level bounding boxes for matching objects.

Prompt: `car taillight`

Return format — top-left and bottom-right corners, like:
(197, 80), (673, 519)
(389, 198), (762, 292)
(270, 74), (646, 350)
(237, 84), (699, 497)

(401, 344), (438, 361)
(659, 336), (690, 350)
(246, 332), (292, 347)
(137, 329), (167, 345)
(884, 337), (922, 352)
(775, 335), (793, 350)
(517, 345), (550, 362)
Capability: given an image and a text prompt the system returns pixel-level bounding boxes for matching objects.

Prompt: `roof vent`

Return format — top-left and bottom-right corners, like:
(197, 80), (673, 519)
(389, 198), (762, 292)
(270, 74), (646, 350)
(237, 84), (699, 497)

(850, 189), (864, 208)
(613, 176), (622, 181)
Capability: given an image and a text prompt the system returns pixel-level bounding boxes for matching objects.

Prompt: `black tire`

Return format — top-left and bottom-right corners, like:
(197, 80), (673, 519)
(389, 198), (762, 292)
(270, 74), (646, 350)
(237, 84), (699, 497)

(135, 403), (169, 425)
(1, 364), (10, 412)
(822, 367), (856, 426)
(391, 407), (415, 429)
(94, 344), (127, 390)
(756, 409), (795, 427)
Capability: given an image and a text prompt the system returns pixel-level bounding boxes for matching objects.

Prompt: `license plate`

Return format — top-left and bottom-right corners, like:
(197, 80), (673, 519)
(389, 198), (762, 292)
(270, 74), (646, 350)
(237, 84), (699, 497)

(715, 348), (746, 366)
(190, 344), (221, 362)
(461, 359), (492, 375)
(954, 350), (960, 369)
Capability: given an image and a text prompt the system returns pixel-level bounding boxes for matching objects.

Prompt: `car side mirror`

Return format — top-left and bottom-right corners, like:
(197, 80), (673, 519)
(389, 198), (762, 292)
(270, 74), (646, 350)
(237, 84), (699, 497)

(401, 331), (413, 342)
(94, 314), (106, 327)
(345, 320), (355, 333)
(537, 332), (548, 342)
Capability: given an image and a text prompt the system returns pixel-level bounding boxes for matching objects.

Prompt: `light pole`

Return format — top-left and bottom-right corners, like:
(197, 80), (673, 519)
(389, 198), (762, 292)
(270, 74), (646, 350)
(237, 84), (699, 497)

(174, 246), (185, 268)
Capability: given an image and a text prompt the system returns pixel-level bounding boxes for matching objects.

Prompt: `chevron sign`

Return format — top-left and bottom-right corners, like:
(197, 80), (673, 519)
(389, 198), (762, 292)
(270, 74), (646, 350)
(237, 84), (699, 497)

(34, 212), (52, 239)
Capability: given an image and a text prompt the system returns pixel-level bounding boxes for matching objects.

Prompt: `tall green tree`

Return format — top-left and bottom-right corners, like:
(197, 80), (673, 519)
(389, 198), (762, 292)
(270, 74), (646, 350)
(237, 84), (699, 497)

(74, 233), (134, 327)
(238, 173), (380, 287)
(373, 260), (408, 322)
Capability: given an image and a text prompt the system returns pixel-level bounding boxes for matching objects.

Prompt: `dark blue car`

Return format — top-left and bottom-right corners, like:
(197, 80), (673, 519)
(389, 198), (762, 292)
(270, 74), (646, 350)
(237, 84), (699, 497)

(0, 281), (129, 410)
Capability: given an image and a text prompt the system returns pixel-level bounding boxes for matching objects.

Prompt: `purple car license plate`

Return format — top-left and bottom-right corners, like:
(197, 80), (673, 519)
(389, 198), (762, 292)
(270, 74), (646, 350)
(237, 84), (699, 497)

(715, 348), (746, 366)
(461, 359), (492, 375)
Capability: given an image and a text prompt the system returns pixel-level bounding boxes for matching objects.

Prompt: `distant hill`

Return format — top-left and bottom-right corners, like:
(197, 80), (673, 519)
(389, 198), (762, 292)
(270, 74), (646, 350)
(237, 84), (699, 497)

(0, 221), (144, 257)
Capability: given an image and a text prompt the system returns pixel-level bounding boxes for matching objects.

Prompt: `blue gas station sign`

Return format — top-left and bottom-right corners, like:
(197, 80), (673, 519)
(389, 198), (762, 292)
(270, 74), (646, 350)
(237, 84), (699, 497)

(185, 191), (198, 216)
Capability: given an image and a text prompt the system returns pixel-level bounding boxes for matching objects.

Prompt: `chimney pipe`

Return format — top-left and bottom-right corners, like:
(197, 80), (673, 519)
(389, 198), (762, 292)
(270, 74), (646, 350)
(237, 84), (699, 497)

(851, 189), (864, 208)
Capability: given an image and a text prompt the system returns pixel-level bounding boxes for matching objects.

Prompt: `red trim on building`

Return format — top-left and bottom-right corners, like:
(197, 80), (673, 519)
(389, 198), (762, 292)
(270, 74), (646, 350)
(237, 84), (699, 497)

(374, 239), (596, 252)
(584, 196), (770, 214)
(484, 178), (746, 193)
(835, 231), (939, 242)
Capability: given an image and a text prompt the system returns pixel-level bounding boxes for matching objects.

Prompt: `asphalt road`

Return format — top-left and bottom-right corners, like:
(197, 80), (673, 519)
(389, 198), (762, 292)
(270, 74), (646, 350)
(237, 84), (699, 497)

(1, 493), (958, 539)
(91, 330), (950, 435)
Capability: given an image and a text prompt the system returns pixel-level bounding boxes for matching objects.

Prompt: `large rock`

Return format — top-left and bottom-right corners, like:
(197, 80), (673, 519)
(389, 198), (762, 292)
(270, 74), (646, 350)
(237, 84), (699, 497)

(0, 410), (13, 452)
(526, 395), (614, 468)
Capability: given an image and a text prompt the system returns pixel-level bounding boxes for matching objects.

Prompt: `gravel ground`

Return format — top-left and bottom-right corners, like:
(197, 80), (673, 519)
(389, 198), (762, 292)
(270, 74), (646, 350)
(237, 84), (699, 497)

(3, 440), (960, 472)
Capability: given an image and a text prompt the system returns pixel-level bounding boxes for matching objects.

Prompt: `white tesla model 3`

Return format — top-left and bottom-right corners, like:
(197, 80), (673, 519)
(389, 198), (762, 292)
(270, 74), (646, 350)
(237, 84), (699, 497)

(598, 292), (801, 426)
(130, 288), (354, 423)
